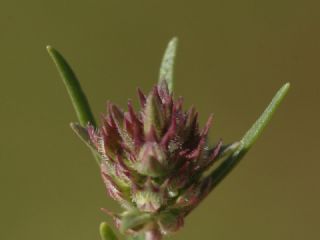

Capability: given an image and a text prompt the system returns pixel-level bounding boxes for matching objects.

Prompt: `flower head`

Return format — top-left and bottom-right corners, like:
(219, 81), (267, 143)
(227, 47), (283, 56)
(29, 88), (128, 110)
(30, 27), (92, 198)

(87, 81), (222, 236)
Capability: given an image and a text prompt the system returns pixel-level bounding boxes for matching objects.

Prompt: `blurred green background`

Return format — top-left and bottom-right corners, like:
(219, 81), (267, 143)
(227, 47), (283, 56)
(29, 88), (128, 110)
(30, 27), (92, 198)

(0, 0), (319, 239)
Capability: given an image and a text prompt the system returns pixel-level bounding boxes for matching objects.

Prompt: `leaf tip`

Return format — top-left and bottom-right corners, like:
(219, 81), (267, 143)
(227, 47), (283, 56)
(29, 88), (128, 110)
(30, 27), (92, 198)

(46, 45), (62, 64)
(46, 45), (57, 56)
(100, 222), (118, 240)
(280, 82), (290, 91)
(283, 82), (291, 92)
(169, 36), (178, 46)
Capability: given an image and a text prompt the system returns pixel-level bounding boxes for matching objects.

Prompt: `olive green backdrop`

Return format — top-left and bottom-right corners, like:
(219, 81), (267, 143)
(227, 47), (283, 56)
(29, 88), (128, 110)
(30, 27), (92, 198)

(0, 0), (319, 239)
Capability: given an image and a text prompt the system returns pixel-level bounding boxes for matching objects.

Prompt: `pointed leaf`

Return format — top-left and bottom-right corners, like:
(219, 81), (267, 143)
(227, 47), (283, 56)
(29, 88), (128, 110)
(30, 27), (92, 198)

(100, 222), (118, 240)
(47, 46), (96, 127)
(208, 83), (290, 190)
(159, 37), (178, 93)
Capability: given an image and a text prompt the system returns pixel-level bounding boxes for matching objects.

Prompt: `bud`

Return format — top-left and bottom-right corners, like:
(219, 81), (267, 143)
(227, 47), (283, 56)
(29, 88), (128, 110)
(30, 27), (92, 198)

(86, 81), (223, 238)
(143, 88), (166, 137)
(135, 142), (167, 177)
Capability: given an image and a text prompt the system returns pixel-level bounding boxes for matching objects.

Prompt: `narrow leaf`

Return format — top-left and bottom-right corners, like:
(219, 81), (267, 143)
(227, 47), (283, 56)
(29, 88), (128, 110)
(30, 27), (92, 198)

(159, 37), (178, 93)
(47, 46), (96, 127)
(100, 222), (118, 240)
(208, 83), (290, 190)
